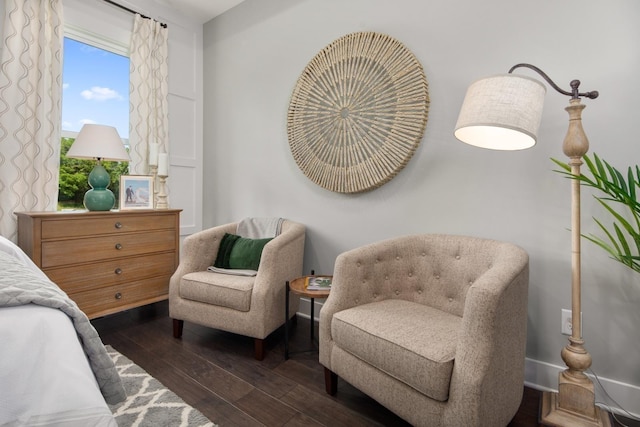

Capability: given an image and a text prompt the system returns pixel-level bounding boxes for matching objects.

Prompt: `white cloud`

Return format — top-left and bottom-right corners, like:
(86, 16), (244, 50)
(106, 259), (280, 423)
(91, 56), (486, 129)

(63, 83), (69, 90)
(80, 86), (123, 101)
(79, 119), (97, 125)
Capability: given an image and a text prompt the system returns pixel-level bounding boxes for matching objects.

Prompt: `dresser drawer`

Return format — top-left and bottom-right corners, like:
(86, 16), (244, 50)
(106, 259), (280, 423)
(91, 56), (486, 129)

(44, 252), (177, 294)
(70, 276), (170, 319)
(41, 230), (176, 268)
(41, 213), (176, 239)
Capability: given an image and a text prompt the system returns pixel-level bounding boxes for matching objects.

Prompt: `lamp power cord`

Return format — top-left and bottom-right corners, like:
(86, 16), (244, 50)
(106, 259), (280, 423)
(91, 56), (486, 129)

(590, 368), (640, 427)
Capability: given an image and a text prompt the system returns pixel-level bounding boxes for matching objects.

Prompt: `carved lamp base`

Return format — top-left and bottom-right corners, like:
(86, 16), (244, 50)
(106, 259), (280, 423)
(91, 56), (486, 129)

(540, 371), (612, 427)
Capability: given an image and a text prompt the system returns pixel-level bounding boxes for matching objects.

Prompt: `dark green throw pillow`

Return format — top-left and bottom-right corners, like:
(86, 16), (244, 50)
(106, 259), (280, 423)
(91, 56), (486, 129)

(213, 233), (273, 270)
(214, 233), (240, 268)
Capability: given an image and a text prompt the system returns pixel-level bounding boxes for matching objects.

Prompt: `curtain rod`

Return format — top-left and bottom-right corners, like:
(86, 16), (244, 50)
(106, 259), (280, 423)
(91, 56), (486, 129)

(103, 0), (168, 28)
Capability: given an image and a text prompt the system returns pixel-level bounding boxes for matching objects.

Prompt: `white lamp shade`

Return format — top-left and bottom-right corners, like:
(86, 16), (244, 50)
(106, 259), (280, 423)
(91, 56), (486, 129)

(454, 74), (546, 150)
(66, 124), (130, 161)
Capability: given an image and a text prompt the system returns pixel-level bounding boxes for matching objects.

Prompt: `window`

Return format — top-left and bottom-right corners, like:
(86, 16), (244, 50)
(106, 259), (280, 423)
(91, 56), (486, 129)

(59, 37), (130, 209)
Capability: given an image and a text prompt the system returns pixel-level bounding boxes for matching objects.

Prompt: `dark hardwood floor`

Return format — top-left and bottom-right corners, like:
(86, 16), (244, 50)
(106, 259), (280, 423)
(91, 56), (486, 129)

(92, 301), (637, 427)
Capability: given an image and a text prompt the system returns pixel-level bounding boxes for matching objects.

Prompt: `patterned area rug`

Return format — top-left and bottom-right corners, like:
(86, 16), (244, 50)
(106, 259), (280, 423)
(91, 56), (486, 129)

(106, 346), (216, 427)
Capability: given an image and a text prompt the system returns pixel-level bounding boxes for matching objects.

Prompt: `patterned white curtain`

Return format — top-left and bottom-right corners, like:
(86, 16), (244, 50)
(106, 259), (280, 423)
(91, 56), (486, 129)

(128, 14), (169, 175)
(0, 0), (63, 241)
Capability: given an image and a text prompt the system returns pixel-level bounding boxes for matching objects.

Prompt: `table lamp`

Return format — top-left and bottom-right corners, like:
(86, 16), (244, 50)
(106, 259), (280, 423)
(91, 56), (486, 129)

(455, 63), (610, 426)
(66, 124), (130, 211)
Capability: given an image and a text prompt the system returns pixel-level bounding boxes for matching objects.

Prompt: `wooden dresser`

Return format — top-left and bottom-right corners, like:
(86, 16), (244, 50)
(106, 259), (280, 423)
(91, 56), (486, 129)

(16, 209), (181, 319)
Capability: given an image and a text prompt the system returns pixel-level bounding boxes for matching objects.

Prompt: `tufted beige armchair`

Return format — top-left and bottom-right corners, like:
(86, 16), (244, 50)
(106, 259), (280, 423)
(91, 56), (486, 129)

(169, 219), (305, 360)
(319, 234), (529, 427)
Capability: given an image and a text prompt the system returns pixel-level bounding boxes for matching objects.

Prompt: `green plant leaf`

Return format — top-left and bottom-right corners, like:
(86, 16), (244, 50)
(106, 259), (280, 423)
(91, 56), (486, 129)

(553, 153), (640, 275)
(613, 223), (632, 261)
(592, 217), (622, 254)
(628, 167), (636, 203)
(551, 157), (571, 172)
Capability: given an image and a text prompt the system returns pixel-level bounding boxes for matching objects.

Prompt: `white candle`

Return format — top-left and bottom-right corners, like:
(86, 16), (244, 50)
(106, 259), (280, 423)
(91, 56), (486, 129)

(158, 152), (169, 176)
(148, 142), (159, 166)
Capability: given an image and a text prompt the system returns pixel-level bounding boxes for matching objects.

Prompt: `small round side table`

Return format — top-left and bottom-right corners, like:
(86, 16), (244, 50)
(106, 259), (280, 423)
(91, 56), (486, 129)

(285, 274), (332, 360)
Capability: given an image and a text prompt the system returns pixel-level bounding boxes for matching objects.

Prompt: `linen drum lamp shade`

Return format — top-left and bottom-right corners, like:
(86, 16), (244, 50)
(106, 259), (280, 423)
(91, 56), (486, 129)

(66, 124), (130, 211)
(454, 74), (546, 150)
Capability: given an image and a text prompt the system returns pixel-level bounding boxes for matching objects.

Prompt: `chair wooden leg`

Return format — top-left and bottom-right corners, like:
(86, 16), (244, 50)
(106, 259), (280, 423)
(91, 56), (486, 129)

(254, 338), (265, 361)
(324, 367), (338, 395)
(173, 319), (184, 338)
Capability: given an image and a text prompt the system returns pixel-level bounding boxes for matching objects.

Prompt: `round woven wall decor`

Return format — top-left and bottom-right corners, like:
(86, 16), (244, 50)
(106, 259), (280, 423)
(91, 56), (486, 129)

(287, 31), (429, 193)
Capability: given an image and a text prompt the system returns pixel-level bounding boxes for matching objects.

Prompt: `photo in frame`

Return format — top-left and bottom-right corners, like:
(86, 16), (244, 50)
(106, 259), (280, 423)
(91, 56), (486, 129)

(120, 175), (154, 210)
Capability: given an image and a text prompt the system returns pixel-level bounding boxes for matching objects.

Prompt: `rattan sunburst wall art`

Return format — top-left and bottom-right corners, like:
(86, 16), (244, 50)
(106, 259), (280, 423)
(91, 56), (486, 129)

(287, 31), (429, 193)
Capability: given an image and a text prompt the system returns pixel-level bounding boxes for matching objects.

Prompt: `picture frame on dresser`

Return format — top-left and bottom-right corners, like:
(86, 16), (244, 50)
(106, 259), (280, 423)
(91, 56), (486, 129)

(120, 175), (154, 210)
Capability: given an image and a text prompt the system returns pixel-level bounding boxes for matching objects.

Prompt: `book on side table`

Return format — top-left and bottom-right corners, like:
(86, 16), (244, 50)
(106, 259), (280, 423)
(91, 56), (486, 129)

(306, 276), (332, 291)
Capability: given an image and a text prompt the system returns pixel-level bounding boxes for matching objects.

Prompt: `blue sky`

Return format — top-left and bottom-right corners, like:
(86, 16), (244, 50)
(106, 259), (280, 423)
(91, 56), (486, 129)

(62, 37), (130, 138)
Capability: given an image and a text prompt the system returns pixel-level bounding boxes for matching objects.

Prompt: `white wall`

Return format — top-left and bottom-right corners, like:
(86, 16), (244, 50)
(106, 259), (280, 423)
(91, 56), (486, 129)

(203, 0), (640, 415)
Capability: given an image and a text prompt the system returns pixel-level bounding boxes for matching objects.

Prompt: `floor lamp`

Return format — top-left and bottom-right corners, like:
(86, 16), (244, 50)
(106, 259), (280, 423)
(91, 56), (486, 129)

(454, 63), (611, 427)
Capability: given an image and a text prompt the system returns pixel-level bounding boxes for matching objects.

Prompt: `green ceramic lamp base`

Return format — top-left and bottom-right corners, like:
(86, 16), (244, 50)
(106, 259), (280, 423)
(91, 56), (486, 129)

(83, 162), (115, 211)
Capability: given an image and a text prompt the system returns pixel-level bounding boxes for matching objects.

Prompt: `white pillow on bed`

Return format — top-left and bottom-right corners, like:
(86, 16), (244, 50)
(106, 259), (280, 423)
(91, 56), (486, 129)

(0, 236), (48, 280)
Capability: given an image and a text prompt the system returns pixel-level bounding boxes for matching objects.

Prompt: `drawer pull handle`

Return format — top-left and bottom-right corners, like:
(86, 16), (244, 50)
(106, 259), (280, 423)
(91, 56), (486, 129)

(114, 268), (122, 275)
(115, 222), (122, 229)
(115, 243), (122, 250)
(115, 292), (122, 300)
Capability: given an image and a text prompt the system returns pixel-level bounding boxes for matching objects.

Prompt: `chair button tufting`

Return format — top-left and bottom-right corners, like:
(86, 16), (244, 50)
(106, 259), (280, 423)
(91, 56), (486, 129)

(436, 275), (440, 279)
(385, 275), (389, 280)
(395, 290), (400, 295)
(448, 297), (453, 302)
(408, 272), (413, 277)
(417, 289), (422, 294)
(456, 255), (461, 260)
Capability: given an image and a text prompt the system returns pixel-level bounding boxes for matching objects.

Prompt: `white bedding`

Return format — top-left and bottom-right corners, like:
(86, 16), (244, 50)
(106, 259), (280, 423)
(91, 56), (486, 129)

(0, 305), (117, 427)
(0, 236), (47, 280)
(0, 236), (117, 427)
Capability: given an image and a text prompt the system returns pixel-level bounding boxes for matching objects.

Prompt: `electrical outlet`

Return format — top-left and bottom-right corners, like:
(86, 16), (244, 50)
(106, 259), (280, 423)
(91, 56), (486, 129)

(561, 309), (583, 336)
(561, 309), (572, 335)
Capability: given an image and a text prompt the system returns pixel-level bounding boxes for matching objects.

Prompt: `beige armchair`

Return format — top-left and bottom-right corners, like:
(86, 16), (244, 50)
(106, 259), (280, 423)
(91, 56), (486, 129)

(319, 234), (529, 427)
(169, 219), (305, 360)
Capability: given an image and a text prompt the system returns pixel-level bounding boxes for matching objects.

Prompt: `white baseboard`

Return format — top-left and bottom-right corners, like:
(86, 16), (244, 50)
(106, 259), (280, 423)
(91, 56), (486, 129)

(297, 296), (325, 322)
(296, 297), (640, 420)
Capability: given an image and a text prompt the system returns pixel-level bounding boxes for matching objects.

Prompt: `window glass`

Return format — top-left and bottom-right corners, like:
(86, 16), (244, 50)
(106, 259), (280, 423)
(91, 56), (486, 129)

(59, 37), (129, 210)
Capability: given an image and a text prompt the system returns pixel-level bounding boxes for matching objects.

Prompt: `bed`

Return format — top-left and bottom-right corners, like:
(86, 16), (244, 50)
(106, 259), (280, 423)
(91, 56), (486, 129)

(0, 236), (125, 426)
